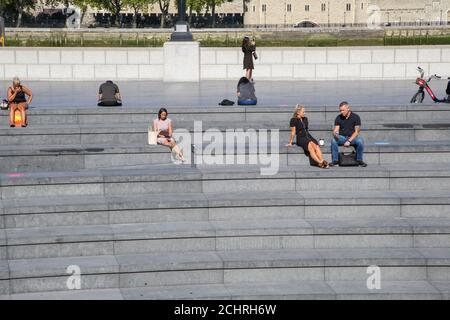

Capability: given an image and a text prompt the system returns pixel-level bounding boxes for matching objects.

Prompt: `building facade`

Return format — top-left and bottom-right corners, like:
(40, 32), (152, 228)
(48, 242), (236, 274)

(243, 0), (450, 26)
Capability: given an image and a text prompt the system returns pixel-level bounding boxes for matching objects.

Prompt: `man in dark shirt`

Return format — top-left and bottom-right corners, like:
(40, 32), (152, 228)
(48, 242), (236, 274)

(330, 101), (367, 167)
(97, 80), (122, 107)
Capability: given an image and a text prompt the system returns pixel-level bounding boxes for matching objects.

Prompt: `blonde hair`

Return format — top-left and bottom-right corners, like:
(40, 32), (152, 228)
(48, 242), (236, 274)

(293, 104), (305, 118)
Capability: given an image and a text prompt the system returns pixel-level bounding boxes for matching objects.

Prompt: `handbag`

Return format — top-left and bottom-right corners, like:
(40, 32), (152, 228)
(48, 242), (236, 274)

(0, 99), (9, 110)
(148, 127), (157, 145)
(338, 147), (359, 167)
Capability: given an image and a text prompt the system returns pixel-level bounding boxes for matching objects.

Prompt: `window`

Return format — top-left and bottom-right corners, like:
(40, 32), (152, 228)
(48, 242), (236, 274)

(346, 3), (351, 11)
(321, 3), (326, 12)
(361, 3), (364, 10)
(305, 5), (310, 12)
(287, 4), (292, 12)
(262, 4), (267, 12)
(253, 5), (256, 12)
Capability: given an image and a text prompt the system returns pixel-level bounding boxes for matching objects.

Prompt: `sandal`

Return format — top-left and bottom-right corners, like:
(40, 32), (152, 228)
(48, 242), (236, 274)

(319, 160), (330, 169)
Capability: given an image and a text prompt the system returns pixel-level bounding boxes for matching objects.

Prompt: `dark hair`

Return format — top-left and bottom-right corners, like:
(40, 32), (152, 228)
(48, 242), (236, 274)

(339, 101), (349, 108)
(237, 77), (250, 88)
(158, 108), (168, 119)
(242, 36), (249, 49)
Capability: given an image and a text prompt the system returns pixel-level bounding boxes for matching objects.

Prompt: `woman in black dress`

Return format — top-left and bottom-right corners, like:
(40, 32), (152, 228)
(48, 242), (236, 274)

(242, 36), (256, 80)
(287, 105), (329, 169)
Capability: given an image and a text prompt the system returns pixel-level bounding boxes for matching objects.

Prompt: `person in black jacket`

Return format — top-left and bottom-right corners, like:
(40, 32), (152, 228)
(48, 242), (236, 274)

(242, 36), (256, 81)
(287, 105), (329, 169)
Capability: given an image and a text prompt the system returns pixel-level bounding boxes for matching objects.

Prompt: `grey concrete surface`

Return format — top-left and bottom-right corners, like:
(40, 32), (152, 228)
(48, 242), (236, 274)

(1, 80), (448, 108)
(1, 90), (450, 300)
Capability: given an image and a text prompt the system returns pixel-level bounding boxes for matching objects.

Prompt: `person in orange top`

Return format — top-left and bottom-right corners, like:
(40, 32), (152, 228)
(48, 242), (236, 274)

(7, 76), (32, 127)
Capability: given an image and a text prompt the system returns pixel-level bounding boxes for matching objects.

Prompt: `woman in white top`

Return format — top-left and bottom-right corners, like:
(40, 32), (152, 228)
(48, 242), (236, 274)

(153, 108), (185, 162)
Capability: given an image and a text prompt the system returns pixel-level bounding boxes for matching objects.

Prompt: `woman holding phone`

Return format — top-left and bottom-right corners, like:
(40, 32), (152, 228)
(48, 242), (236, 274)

(242, 36), (257, 81)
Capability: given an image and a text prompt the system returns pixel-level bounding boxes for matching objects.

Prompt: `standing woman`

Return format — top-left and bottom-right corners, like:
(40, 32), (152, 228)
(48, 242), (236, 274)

(242, 36), (256, 81)
(153, 108), (185, 162)
(287, 105), (329, 169)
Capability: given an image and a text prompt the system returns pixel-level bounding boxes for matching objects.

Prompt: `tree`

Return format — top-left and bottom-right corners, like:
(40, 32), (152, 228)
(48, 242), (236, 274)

(123, 0), (151, 28)
(206, 0), (232, 28)
(185, 0), (205, 25)
(88, 0), (125, 27)
(0, 0), (35, 27)
(157, 0), (170, 28)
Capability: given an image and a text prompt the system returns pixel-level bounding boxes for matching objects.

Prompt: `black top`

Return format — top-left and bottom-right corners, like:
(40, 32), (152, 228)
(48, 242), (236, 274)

(334, 112), (361, 137)
(290, 117), (310, 139)
(12, 86), (26, 103)
(99, 81), (120, 102)
(290, 117), (318, 153)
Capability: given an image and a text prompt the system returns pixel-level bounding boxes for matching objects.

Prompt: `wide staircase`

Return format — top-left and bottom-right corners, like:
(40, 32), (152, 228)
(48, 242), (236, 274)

(0, 105), (449, 300)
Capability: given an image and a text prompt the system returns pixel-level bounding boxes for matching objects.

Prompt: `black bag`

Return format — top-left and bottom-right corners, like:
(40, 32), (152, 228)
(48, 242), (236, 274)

(339, 149), (359, 167)
(219, 99), (235, 106)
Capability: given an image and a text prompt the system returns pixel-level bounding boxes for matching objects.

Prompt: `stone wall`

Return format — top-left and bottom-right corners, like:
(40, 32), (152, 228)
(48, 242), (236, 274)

(1, 45), (449, 81)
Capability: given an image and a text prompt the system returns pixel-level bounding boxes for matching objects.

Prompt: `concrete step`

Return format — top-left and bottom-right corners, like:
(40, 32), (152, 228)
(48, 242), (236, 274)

(3, 218), (450, 259)
(1, 121), (450, 146)
(2, 164), (450, 199)
(3, 191), (450, 229)
(2, 141), (450, 172)
(2, 281), (449, 300)
(1, 248), (449, 294)
(2, 105), (450, 125)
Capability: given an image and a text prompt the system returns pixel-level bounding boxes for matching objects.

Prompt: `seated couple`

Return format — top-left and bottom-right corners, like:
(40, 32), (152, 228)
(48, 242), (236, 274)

(287, 102), (367, 168)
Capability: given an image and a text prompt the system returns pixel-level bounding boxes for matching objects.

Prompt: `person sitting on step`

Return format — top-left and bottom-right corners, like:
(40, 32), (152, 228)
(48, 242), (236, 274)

(153, 108), (185, 162)
(97, 80), (122, 107)
(330, 101), (367, 167)
(7, 76), (32, 128)
(237, 77), (257, 106)
(287, 105), (329, 169)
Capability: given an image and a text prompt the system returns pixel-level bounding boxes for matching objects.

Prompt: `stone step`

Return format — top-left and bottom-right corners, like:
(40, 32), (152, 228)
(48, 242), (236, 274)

(1, 141), (450, 172)
(1, 248), (449, 294)
(1, 164), (450, 199)
(2, 105), (450, 125)
(2, 280), (449, 300)
(3, 218), (450, 259)
(2, 191), (450, 229)
(1, 121), (450, 145)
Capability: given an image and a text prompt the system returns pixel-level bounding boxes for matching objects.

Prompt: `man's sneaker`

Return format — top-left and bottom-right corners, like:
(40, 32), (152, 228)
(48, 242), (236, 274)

(329, 161), (339, 167)
(357, 161), (368, 167)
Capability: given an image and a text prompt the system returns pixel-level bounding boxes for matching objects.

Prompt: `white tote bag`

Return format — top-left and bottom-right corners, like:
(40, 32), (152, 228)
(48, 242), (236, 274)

(148, 126), (157, 145)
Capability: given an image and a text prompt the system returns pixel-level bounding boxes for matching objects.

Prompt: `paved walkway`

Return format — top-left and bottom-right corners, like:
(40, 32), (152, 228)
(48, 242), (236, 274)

(0, 79), (447, 108)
